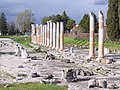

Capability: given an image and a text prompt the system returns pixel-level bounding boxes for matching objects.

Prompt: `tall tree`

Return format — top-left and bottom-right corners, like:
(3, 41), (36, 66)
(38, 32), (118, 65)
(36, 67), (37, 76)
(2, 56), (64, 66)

(79, 14), (89, 33)
(41, 11), (75, 32)
(7, 22), (16, 35)
(0, 13), (7, 35)
(106, 0), (119, 40)
(66, 19), (75, 31)
(16, 9), (35, 34)
(118, 0), (120, 38)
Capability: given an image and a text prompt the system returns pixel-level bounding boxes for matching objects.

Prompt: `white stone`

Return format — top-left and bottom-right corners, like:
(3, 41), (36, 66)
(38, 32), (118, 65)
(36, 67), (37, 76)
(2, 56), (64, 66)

(104, 48), (110, 54)
(15, 45), (20, 56)
(21, 49), (28, 59)
(70, 47), (73, 53)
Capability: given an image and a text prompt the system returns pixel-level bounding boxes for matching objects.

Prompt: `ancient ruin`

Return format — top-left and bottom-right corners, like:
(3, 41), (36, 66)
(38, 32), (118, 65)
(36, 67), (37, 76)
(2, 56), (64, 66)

(31, 21), (64, 51)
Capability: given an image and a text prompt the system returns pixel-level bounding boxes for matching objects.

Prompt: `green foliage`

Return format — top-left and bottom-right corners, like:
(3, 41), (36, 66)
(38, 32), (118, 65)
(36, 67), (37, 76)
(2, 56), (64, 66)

(79, 14), (89, 33)
(42, 16), (49, 25)
(13, 36), (32, 48)
(0, 83), (67, 90)
(79, 13), (98, 33)
(42, 11), (75, 32)
(66, 19), (75, 30)
(106, 0), (119, 40)
(0, 12), (7, 35)
(64, 37), (120, 50)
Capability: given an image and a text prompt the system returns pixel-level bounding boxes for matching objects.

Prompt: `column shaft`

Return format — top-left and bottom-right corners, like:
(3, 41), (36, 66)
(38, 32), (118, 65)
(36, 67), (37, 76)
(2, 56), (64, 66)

(52, 23), (56, 49)
(59, 22), (64, 51)
(50, 22), (53, 48)
(98, 11), (104, 58)
(89, 12), (95, 59)
(56, 22), (60, 50)
(47, 21), (50, 47)
(44, 25), (47, 46)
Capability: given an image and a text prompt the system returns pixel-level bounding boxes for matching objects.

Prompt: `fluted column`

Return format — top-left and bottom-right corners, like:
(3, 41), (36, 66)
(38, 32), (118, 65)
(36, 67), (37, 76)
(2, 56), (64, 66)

(98, 11), (104, 59)
(56, 22), (60, 50)
(52, 23), (56, 49)
(89, 12), (95, 59)
(50, 21), (53, 48)
(59, 22), (64, 51)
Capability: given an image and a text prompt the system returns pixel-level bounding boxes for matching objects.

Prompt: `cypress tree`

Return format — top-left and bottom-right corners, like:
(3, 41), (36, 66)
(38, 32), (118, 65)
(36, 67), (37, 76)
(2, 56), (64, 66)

(118, 0), (120, 38)
(0, 13), (7, 35)
(106, 0), (119, 40)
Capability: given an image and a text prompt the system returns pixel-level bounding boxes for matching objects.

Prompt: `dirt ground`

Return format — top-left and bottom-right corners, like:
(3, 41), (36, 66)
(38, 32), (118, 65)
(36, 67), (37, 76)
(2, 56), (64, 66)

(0, 38), (120, 90)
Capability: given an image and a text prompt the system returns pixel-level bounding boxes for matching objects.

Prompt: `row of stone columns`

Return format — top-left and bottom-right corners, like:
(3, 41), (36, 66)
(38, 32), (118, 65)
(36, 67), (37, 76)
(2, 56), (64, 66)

(31, 21), (64, 51)
(89, 11), (104, 60)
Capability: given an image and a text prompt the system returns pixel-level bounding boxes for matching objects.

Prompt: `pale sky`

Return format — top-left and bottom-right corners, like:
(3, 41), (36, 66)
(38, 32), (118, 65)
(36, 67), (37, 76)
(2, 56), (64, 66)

(0, 0), (108, 23)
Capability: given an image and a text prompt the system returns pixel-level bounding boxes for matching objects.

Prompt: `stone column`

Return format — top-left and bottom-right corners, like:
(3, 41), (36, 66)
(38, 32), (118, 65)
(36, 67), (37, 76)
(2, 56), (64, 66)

(52, 23), (56, 49)
(34, 25), (37, 44)
(39, 25), (41, 45)
(47, 21), (50, 47)
(56, 22), (60, 50)
(59, 22), (64, 51)
(43, 25), (45, 46)
(89, 12), (95, 59)
(40, 25), (43, 45)
(31, 24), (35, 43)
(98, 11), (104, 59)
(36, 24), (40, 45)
(50, 21), (53, 48)
(44, 24), (47, 46)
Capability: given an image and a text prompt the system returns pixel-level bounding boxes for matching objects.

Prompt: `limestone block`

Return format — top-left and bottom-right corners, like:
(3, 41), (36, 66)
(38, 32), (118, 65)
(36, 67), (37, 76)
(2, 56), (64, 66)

(21, 49), (28, 59)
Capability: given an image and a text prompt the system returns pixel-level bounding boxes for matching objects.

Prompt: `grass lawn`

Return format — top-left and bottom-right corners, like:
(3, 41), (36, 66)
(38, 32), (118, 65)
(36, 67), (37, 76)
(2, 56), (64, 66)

(0, 35), (120, 50)
(0, 35), (32, 48)
(0, 83), (67, 90)
(64, 37), (120, 50)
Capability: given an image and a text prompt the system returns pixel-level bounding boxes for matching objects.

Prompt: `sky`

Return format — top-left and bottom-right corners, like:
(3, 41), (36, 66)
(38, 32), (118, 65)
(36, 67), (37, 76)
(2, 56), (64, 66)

(0, 0), (108, 24)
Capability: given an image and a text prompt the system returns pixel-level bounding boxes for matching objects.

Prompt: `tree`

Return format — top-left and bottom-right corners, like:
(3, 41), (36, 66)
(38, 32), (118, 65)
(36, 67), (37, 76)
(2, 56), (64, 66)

(79, 13), (98, 33)
(42, 16), (49, 25)
(0, 12), (7, 35)
(7, 22), (16, 35)
(66, 19), (75, 31)
(106, 0), (119, 40)
(118, 0), (120, 38)
(41, 11), (75, 32)
(16, 9), (35, 34)
(79, 14), (89, 33)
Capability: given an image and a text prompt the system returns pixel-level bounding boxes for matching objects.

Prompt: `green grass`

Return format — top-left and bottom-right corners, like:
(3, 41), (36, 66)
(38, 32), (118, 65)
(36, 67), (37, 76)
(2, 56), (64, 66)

(0, 83), (67, 90)
(64, 37), (120, 50)
(0, 35), (120, 50)
(12, 36), (32, 48)
(0, 35), (32, 48)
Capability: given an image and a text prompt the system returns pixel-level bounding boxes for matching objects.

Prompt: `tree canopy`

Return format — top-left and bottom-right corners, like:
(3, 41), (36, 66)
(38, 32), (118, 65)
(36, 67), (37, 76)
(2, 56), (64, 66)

(42, 11), (75, 32)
